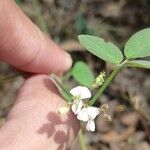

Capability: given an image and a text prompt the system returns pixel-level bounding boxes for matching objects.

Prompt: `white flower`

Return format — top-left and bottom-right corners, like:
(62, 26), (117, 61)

(70, 86), (91, 115)
(77, 106), (100, 132)
(71, 99), (83, 115)
(70, 86), (91, 99)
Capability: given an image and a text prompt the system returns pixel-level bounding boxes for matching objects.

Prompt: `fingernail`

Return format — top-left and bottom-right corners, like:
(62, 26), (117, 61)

(64, 53), (72, 69)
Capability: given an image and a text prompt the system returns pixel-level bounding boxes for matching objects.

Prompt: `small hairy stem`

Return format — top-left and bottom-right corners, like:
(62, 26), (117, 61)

(89, 68), (120, 105)
(89, 60), (128, 105)
(78, 129), (88, 150)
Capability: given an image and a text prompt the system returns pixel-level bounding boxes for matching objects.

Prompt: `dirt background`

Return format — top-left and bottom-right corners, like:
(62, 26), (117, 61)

(0, 0), (150, 150)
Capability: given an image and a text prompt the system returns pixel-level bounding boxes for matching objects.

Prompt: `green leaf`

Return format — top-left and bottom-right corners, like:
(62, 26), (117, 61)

(15, 0), (22, 4)
(78, 35), (123, 64)
(127, 60), (150, 69)
(72, 61), (94, 88)
(124, 28), (150, 59)
(51, 75), (73, 102)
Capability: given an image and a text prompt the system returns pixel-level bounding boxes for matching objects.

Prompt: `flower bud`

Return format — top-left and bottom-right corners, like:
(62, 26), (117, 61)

(101, 103), (109, 113)
(58, 104), (70, 115)
(103, 114), (112, 122)
(93, 71), (105, 88)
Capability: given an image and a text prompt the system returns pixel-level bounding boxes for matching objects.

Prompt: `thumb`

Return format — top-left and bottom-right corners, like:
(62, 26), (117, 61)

(0, 0), (72, 73)
(0, 75), (79, 150)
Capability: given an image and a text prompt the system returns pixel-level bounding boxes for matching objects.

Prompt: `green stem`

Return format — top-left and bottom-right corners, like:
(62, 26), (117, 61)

(61, 70), (72, 82)
(89, 60), (129, 106)
(88, 67), (120, 106)
(78, 129), (88, 150)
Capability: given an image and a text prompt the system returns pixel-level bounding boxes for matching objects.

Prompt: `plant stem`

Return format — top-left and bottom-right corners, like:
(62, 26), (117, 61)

(88, 67), (121, 106)
(61, 70), (72, 82)
(78, 129), (88, 150)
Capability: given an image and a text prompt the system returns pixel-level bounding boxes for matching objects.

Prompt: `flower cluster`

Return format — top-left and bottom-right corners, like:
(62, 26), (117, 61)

(70, 86), (99, 131)
(58, 86), (111, 132)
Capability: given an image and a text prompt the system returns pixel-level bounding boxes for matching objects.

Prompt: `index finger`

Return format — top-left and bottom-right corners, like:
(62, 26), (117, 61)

(0, 0), (72, 73)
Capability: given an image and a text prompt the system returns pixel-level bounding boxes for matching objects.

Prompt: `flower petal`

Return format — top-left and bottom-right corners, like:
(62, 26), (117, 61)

(70, 86), (83, 97)
(86, 120), (95, 132)
(87, 107), (100, 120)
(80, 86), (91, 99)
(76, 100), (83, 115)
(71, 101), (78, 114)
(71, 100), (83, 115)
(77, 108), (89, 122)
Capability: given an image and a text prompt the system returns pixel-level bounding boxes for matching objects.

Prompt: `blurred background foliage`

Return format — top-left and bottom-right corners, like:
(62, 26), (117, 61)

(0, 0), (150, 149)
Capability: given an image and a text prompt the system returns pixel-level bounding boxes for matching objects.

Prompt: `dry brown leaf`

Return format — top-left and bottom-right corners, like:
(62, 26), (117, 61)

(60, 40), (83, 51)
(135, 142), (150, 150)
(121, 112), (139, 127)
(100, 127), (135, 143)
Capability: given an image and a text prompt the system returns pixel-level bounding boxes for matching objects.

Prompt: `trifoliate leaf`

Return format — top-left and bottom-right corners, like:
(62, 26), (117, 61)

(127, 60), (150, 69)
(78, 35), (123, 64)
(124, 28), (150, 59)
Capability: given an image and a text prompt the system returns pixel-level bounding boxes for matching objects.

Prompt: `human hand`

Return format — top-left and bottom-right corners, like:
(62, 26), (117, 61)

(0, 75), (79, 150)
(0, 1), (79, 149)
(0, 0), (72, 73)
